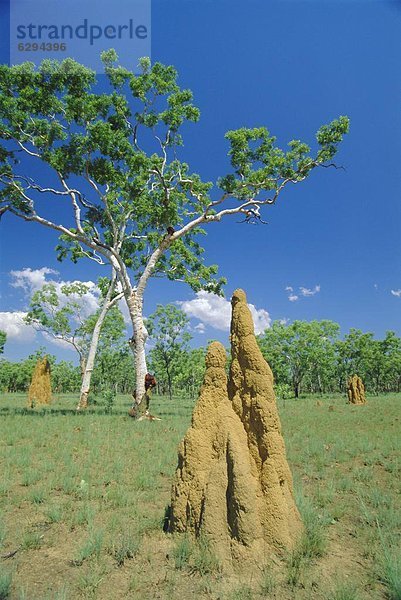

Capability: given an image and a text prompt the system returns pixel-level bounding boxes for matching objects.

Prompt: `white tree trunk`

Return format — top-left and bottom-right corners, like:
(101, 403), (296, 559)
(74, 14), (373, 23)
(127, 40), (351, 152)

(76, 303), (108, 411)
(126, 290), (148, 415)
(76, 273), (122, 410)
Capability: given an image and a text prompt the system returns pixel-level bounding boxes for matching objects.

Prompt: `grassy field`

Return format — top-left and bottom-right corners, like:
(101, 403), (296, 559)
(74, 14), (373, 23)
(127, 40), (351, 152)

(0, 391), (400, 600)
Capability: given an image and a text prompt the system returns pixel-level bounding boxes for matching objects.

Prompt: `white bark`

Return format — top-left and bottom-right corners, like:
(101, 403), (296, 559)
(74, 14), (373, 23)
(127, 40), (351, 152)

(76, 272), (123, 410)
(126, 290), (148, 411)
(128, 238), (173, 413)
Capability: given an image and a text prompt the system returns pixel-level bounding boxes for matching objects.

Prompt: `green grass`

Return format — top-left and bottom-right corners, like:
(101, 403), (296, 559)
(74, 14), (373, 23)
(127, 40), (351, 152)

(0, 570), (12, 600)
(172, 534), (194, 569)
(73, 527), (104, 565)
(327, 579), (361, 600)
(21, 530), (43, 550)
(108, 530), (140, 566)
(0, 391), (400, 599)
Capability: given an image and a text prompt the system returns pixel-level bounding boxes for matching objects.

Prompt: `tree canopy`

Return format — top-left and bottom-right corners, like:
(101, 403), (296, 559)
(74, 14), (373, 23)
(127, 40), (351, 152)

(0, 51), (349, 410)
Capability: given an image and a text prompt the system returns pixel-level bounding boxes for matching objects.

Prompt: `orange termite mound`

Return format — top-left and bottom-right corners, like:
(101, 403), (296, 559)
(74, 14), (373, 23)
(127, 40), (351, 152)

(347, 374), (366, 405)
(27, 357), (52, 408)
(168, 289), (302, 566)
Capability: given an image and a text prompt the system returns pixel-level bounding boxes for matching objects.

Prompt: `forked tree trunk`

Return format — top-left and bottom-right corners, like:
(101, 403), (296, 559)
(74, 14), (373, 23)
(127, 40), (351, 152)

(114, 237), (170, 419)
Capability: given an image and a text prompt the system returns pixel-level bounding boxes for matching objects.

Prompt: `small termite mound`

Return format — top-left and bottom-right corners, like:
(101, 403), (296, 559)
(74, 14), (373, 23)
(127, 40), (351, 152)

(168, 289), (302, 568)
(28, 357), (52, 408)
(347, 374), (366, 405)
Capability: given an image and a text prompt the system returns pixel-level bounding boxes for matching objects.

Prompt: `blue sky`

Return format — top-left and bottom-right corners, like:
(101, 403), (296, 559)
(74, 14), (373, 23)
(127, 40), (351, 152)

(0, 0), (400, 363)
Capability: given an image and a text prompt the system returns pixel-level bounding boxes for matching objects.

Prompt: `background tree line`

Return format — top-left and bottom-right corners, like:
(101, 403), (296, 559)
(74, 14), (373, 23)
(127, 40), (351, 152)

(258, 321), (401, 397)
(1, 308), (400, 399)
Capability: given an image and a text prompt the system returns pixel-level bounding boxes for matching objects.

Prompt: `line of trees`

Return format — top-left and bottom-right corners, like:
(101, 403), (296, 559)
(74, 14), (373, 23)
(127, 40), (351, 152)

(0, 348), (136, 396)
(257, 321), (401, 397)
(1, 312), (400, 399)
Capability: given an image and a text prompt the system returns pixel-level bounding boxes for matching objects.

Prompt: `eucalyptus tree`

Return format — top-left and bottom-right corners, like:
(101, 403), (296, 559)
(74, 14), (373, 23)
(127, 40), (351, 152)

(24, 276), (125, 408)
(0, 50), (349, 413)
(147, 304), (191, 400)
(258, 320), (340, 397)
(176, 347), (206, 399)
(335, 328), (374, 390)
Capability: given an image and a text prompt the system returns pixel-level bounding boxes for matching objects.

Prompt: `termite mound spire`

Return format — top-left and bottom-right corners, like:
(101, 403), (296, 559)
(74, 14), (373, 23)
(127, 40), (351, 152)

(347, 374), (366, 405)
(168, 289), (302, 567)
(28, 356), (52, 408)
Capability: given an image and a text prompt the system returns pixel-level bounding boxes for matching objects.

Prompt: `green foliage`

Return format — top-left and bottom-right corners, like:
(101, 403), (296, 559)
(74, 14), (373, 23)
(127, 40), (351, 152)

(147, 304), (192, 400)
(174, 347), (206, 399)
(101, 389), (116, 414)
(220, 116), (348, 200)
(92, 346), (135, 394)
(52, 360), (81, 393)
(24, 281), (125, 369)
(0, 348), (134, 396)
(274, 382), (293, 401)
(0, 348), (55, 393)
(0, 54), (226, 293)
(258, 320), (340, 397)
(0, 53), (348, 310)
(336, 329), (401, 394)
(0, 331), (6, 355)
(259, 321), (401, 396)
(1, 317), (400, 397)
(24, 282), (91, 355)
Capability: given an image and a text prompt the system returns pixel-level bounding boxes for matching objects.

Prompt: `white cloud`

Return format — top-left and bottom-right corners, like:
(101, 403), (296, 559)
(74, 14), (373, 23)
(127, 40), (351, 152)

(248, 304), (271, 334)
(179, 292), (231, 331)
(3, 268), (131, 351)
(10, 267), (101, 319)
(286, 284), (320, 301)
(0, 311), (36, 342)
(299, 285), (321, 297)
(194, 323), (206, 334)
(391, 289), (401, 297)
(10, 267), (59, 292)
(178, 291), (271, 335)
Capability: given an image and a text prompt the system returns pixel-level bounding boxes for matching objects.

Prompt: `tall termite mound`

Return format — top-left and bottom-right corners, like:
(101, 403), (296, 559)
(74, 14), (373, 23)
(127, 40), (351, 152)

(169, 289), (302, 566)
(228, 289), (303, 551)
(28, 357), (52, 407)
(347, 374), (366, 405)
